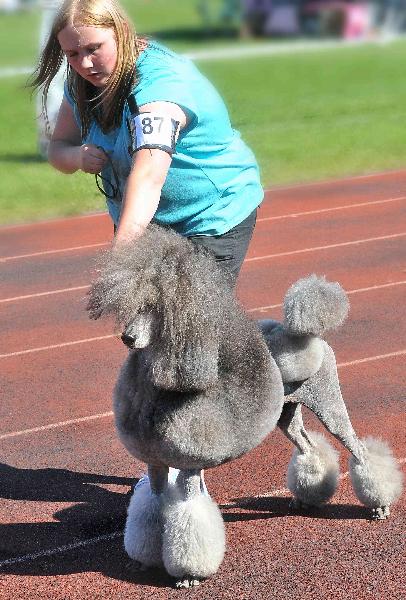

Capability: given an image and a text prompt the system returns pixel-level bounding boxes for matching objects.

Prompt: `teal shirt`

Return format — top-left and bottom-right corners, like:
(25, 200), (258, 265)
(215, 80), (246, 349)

(64, 41), (263, 236)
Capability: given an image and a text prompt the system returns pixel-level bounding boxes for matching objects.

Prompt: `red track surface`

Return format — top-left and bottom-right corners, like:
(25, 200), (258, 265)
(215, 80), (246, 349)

(1, 171), (405, 599)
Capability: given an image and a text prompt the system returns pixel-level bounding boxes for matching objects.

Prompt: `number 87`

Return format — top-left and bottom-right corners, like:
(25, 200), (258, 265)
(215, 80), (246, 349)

(142, 116), (164, 134)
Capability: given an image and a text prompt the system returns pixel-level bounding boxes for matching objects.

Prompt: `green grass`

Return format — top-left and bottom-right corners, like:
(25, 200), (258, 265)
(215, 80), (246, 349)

(1, 6), (406, 224)
(206, 42), (406, 184)
(0, 78), (101, 224)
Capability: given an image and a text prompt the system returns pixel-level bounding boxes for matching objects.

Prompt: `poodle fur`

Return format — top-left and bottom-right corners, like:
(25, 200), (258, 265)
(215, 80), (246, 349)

(349, 437), (404, 517)
(87, 224), (403, 586)
(124, 480), (163, 567)
(260, 321), (325, 382)
(287, 431), (340, 507)
(283, 274), (349, 336)
(162, 485), (226, 581)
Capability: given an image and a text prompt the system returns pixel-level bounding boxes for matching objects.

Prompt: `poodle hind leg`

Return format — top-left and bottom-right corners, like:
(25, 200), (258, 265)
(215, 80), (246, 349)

(124, 464), (168, 568)
(161, 469), (225, 588)
(278, 402), (340, 509)
(296, 343), (403, 519)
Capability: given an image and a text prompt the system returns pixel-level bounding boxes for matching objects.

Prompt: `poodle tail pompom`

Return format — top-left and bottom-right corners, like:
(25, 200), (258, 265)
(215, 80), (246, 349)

(283, 274), (349, 337)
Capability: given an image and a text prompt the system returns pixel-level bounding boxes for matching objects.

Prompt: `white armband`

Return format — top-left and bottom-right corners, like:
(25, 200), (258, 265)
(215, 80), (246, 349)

(128, 112), (180, 155)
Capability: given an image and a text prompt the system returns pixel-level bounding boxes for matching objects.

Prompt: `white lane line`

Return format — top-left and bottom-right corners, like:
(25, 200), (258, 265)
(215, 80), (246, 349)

(246, 232), (406, 262)
(0, 334), (116, 359)
(0, 212), (107, 231)
(0, 349), (404, 441)
(2, 196), (404, 263)
(343, 280), (406, 296)
(257, 196), (405, 223)
(247, 280), (406, 313)
(270, 169), (406, 192)
(4, 275), (405, 306)
(0, 188), (404, 235)
(1, 280), (405, 356)
(222, 471), (353, 508)
(0, 412), (114, 441)
(0, 255), (399, 301)
(337, 349), (406, 368)
(1, 228), (404, 268)
(0, 285), (90, 304)
(0, 242), (108, 263)
(2, 164), (406, 231)
(2, 457), (405, 569)
(0, 531), (122, 568)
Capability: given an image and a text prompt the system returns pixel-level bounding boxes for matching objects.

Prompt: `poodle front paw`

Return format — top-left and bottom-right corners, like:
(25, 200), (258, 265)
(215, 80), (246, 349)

(371, 505), (390, 520)
(175, 576), (201, 589)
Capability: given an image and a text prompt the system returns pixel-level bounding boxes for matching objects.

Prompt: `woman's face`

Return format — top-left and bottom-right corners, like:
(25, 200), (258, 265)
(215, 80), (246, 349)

(58, 24), (118, 87)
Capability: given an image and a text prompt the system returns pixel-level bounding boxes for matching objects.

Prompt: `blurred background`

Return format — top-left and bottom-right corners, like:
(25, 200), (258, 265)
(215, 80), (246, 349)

(1, 0), (406, 225)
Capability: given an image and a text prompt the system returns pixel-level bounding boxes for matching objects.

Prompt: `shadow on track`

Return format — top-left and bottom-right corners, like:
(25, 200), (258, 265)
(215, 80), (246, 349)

(221, 494), (370, 522)
(0, 463), (369, 587)
(0, 463), (173, 587)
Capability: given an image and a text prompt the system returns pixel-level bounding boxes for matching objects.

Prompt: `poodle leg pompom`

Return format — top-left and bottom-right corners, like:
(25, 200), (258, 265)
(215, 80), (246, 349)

(287, 431), (340, 508)
(124, 480), (164, 567)
(349, 437), (404, 519)
(124, 466), (169, 567)
(161, 470), (225, 586)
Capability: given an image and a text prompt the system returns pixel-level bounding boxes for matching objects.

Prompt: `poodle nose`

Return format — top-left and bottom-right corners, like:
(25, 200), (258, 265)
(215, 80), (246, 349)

(121, 332), (135, 349)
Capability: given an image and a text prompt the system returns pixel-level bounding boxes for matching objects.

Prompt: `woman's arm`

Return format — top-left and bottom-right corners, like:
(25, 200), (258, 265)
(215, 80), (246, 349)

(115, 101), (187, 243)
(48, 99), (108, 174)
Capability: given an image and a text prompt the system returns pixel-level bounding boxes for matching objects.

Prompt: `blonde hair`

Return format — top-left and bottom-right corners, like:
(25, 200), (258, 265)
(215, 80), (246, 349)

(31, 0), (141, 137)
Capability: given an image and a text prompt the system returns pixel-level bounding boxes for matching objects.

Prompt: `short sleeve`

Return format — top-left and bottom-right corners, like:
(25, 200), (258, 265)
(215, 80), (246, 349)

(134, 52), (198, 123)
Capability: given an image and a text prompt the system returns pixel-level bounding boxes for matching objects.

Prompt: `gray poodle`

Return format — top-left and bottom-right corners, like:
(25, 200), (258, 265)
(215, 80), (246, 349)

(87, 224), (403, 588)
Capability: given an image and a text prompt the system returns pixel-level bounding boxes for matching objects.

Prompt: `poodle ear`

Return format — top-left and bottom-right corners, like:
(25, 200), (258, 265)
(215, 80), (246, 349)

(151, 339), (219, 392)
(86, 282), (106, 320)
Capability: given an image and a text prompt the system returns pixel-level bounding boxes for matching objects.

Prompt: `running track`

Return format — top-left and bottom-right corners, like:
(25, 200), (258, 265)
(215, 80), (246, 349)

(0, 170), (405, 599)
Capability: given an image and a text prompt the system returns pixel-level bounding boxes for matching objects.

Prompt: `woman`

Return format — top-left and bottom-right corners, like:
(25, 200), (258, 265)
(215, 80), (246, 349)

(31, 0), (264, 284)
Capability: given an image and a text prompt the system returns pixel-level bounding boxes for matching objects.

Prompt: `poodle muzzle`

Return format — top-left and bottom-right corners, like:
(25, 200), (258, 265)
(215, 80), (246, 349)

(121, 314), (153, 350)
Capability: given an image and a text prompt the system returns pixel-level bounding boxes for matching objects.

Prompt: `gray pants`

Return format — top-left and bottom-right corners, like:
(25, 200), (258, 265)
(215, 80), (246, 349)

(114, 208), (257, 285)
(188, 208), (257, 285)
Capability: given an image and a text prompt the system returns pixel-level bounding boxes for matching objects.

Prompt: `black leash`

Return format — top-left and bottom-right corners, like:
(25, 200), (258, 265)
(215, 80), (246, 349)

(94, 147), (123, 202)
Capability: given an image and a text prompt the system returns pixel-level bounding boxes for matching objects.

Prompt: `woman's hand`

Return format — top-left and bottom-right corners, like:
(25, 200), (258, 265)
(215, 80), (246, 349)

(78, 144), (109, 174)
